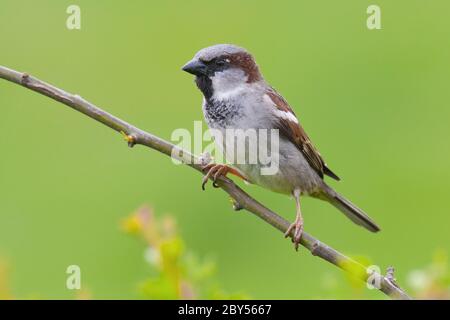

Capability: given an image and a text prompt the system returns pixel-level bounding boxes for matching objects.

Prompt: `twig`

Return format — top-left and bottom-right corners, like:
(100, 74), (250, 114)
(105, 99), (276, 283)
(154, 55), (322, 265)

(0, 65), (412, 300)
(386, 266), (400, 288)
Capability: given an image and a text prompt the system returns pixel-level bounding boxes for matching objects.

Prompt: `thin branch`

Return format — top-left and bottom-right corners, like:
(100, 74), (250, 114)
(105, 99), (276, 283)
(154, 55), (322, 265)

(0, 65), (411, 300)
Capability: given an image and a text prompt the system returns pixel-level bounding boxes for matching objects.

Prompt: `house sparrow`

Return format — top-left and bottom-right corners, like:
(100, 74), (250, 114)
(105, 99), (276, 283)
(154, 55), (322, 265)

(182, 44), (380, 250)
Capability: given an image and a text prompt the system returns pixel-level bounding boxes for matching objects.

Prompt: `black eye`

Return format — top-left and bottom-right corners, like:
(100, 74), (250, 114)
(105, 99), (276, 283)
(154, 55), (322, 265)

(215, 59), (227, 66)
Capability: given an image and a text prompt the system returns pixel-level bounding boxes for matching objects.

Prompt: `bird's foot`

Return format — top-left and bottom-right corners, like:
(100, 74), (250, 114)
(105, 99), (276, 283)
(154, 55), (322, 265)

(201, 163), (246, 190)
(284, 218), (304, 251)
(201, 163), (230, 190)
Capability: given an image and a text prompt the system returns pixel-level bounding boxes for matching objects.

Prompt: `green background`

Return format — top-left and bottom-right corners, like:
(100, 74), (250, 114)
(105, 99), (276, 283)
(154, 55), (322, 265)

(1, 0), (449, 299)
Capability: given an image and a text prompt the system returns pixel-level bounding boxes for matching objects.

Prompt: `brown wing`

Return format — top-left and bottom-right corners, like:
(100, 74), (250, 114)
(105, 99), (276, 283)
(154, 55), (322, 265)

(266, 88), (340, 181)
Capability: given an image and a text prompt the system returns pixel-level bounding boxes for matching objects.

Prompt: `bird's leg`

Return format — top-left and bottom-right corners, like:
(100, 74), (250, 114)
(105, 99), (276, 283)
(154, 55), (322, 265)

(201, 163), (246, 190)
(284, 189), (304, 251)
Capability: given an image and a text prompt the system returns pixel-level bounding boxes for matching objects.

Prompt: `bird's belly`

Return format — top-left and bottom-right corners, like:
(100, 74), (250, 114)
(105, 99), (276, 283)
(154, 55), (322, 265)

(230, 137), (323, 195)
(205, 100), (323, 195)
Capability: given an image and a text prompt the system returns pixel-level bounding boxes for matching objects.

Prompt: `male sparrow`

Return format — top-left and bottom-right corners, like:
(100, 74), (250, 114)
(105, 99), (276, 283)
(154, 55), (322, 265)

(182, 44), (380, 250)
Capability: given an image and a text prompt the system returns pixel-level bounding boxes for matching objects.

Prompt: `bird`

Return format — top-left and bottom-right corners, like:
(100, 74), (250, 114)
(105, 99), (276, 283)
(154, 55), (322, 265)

(182, 44), (380, 250)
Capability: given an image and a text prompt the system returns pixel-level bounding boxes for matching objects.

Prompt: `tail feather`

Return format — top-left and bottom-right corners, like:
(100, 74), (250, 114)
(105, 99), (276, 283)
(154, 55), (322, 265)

(321, 184), (380, 233)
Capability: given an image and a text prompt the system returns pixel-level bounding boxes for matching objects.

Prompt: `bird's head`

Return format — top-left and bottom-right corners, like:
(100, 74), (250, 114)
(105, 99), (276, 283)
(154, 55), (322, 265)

(182, 44), (262, 100)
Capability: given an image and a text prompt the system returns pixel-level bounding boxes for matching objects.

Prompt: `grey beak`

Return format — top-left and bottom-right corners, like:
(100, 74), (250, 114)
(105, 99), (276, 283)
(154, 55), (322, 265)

(182, 59), (207, 76)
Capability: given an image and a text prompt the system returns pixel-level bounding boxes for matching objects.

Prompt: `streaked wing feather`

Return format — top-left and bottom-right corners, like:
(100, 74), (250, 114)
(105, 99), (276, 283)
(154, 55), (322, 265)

(266, 88), (340, 181)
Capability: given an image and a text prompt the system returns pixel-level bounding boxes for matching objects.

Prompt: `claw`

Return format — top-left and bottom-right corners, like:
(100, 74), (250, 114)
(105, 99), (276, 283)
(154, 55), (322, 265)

(201, 174), (210, 191)
(200, 164), (247, 190)
(201, 164), (216, 190)
(201, 164), (229, 190)
(284, 219), (304, 251)
(213, 166), (226, 183)
(201, 163), (215, 172)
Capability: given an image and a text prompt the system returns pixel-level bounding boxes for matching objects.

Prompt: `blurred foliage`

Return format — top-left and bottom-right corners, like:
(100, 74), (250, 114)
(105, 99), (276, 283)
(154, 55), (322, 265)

(320, 251), (450, 300)
(2, 207), (449, 300)
(121, 206), (249, 299)
(407, 251), (450, 299)
(0, 260), (13, 300)
(317, 255), (377, 299)
(339, 255), (373, 293)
